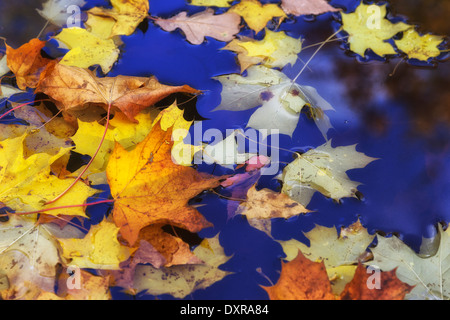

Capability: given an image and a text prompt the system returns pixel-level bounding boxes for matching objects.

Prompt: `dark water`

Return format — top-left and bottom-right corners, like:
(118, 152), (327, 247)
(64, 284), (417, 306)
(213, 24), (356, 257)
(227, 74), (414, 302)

(0, 0), (449, 300)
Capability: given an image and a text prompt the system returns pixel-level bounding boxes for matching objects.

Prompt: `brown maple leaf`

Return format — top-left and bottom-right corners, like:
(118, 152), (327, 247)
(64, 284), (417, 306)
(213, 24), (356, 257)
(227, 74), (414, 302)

(6, 38), (53, 90)
(36, 63), (200, 122)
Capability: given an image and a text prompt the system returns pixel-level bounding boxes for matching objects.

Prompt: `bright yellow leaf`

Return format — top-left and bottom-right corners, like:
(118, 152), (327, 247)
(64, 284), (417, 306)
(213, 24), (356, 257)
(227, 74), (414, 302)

(189, 0), (233, 7)
(58, 219), (132, 270)
(341, 3), (411, 57)
(55, 27), (120, 73)
(85, 12), (118, 40)
(0, 133), (97, 216)
(225, 28), (302, 71)
(230, 0), (286, 33)
(395, 28), (444, 61)
(88, 0), (150, 37)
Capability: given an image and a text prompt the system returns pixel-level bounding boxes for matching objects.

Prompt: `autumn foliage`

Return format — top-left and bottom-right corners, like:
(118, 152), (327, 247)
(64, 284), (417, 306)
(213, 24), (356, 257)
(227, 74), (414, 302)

(0, 0), (447, 301)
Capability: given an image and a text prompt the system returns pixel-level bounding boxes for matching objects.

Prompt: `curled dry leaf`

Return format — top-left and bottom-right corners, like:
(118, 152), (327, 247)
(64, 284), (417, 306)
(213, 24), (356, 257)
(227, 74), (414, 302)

(36, 63), (200, 122)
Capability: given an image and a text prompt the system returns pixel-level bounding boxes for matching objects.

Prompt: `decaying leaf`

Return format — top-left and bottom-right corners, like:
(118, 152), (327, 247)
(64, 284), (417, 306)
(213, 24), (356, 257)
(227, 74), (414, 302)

(394, 28), (444, 61)
(213, 65), (334, 139)
(370, 223), (450, 300)
(133, 234), (232, 298)
(58, 219), (132, 270)
(36, 63), (200, 122)
(278, 220), (375, 293)
(280, 140), (377, 206)
(155, 9), (241, 45)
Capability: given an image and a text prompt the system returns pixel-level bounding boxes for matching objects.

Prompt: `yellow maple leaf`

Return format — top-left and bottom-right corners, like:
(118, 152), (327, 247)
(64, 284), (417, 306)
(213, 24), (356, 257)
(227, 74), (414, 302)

(87, 0), (149, 37)
(58, 219), (132, 270)
(189, 0), (233, 7)
(341, 3), (411, 57)
(0, 133), (97, 217)
(230, 0), (286, 33)
(224, 28), (302, 71)
(54, 27), (120, 74)
(395, 28), (444, 61)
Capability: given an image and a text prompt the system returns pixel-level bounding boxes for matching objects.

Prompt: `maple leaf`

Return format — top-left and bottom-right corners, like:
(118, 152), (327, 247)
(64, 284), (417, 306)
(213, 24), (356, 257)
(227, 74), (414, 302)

(54, 27), (120, 73)
(213, 65), (334, 139)
(5, 38), (53, 90)
(154, 9), (241, 45)
(280, 140), (377, 206)
(57, 269), (111, 300)
(263, 250), (413, 300)
(262, 250), (336, 300)
(279, 220), (375, 294)
(0, 215), (84, 299)
(85, 12), (118, 40)
(370, 223), (450, 300)
(281, 0), (339, 16)
(340, 2), (411, 57)
(37, 0), (87, 27)
(106, 118), (223, 245)
(87, 0), (149, 37)
(237, 184), (310, 220)
(223, 28), (302, 72)
(340, 263), (414, 300)
(36, 63), (200, 122)
(189, 0), (234, 7)
(394, 28), (444, 61)
(133, 234), (232, 298)
(0, 133), (98, 217)
(229, 0), (287, 34)
(58, 219), (132, 270)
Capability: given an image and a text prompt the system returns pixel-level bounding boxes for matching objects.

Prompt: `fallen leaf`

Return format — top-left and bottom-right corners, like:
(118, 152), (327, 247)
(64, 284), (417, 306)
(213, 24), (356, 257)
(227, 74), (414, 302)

(278, 220), (375, 294)
(54, 27), (120, 73)
(230, 0), (286, 33)
(262, 250), (336, 300)
(340, 263), (413, 300)
(223, 28), (302, 71)
(36, 63), (200, 122)
(341, 2), (411, 57)
(58, 219), (132, 270)
(0, 133), (98, 216)
(281, 0), (339, 16)
(6, 38), (53, 90)
(57, 269), (111, 300)
(106, 118), (223, 245)
(133, 234), (232, 298)
(237, 184), (310, 220)
(87, 0), (149, 37)
(213, 65), (334, 139)
(280, 140), (377, 206)
(155, 9), (241, 45)
(189, 0), (233, 7)
(395, 28), (444, 61)
(370, 223), (450, 300)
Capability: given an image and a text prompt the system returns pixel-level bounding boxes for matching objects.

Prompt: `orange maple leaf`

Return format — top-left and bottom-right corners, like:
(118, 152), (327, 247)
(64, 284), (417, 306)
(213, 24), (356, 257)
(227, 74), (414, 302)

(6, 38), (53, 90)
(263, 251), (414, 300)
(36, 63), (200, 122)
(106, 119), (223, 245)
